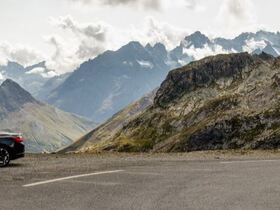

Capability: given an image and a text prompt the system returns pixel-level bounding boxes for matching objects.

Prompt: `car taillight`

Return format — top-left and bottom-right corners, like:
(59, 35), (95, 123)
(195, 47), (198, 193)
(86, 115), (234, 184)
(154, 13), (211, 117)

(13, 136), (23, 143)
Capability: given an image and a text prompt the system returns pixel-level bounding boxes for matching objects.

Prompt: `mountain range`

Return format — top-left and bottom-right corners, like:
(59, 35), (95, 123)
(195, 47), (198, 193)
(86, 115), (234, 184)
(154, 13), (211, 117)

(1, 30), (280, 125)
(1, 30), (280, 153)
(43, 30), (280, 123)
(0, 79), (94, 153)
(46, 42), (170, 122)
(65, 52), (280, 153)
(0, 61), (61, 96)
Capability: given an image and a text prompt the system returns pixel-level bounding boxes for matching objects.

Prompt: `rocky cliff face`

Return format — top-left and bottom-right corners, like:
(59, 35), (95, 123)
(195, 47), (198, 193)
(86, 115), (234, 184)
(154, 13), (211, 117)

(78, 52), (280, 153)
(154, 53), (255, 107)
(0, 79), (39, 116)
(45, 30), (280, 124)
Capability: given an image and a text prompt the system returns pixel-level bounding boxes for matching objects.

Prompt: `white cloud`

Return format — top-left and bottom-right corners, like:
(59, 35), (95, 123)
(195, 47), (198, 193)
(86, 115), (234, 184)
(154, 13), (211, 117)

(185, 0), (196, 9)
(0, 42), (43, 67)
(44, 35), (81, 74)
(242, 38), (267, 53)
(130, 17), (189, 50)
(183, 44), (235, 60)
(44, 70), (59, 78)
(50, 16), (107, 42)
(220, 0), (255, 21)
(68, 0), (206, 11)
(26, 67), (59, 78)
(217, 0), (257, 36)
(44, 15), (190, 73)
(0, 57), (7, 66)
(26, 67), (46, 74)
(68, 0), (161, 10)
(184, 0), (204, 12)
(45, 16), (111, 73)
(50, 16), (108, 59)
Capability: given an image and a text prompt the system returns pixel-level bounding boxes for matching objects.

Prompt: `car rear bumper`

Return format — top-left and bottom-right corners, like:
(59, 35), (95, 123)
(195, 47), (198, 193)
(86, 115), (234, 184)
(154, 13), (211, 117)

(11, 142), (25, 160)
(12, 153), (25, 160)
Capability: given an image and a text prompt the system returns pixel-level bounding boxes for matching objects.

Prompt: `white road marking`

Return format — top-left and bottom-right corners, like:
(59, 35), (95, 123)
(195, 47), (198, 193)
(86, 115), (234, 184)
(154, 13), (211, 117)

(220, 160), (279, 164)
(123, 172), (162, 176)
(64, 180), (121, 186)
(23, 170), (124, 187)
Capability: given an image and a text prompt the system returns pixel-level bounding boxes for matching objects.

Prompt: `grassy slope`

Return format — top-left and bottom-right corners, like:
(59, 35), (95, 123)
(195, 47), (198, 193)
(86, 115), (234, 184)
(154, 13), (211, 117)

(59, 90), (157, 153)
(81, 54), (280, 153)
(0, 103), (94, 153)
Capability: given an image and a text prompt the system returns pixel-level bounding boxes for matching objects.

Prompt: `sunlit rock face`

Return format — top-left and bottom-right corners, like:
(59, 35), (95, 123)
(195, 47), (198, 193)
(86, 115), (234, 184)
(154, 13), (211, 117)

(79, 52), (280, 153)
(45, 31), (280, 124)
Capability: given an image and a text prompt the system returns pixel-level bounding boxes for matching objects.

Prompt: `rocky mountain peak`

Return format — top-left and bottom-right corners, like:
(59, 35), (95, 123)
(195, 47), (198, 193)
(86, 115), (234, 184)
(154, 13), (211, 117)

(5, 61), (24, 69)
(0, 78), (94, 153)
(153, 43), (166, 51)
(154, 52), (255, 107)
(145, 43), (153, 51)
(121, 41), (144, 51)
(26, 61), (47, 71)
(146, 43), (168, 59)
(0, 79), (38, 114)
(262, 44), (279, 57)
(184, 31), (210, 48)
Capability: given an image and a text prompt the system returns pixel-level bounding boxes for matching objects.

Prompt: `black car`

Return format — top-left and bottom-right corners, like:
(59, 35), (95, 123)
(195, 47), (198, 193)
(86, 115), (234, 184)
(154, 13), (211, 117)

(0, 132), (25, 167)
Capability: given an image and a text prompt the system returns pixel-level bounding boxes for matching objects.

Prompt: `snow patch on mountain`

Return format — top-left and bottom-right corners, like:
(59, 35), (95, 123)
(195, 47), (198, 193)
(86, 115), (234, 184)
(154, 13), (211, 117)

(123, 61), (134, 66)
(0, 72), (4, 81)
(137, 60), (154, 69)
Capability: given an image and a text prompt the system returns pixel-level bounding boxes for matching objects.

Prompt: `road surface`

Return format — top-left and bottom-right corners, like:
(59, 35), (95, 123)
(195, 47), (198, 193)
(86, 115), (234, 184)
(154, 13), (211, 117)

(1, 152), (280, 210)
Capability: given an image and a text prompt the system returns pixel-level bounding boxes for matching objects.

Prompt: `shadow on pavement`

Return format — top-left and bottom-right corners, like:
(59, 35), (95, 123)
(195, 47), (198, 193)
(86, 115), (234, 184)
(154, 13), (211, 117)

(7, 163), (25, 168)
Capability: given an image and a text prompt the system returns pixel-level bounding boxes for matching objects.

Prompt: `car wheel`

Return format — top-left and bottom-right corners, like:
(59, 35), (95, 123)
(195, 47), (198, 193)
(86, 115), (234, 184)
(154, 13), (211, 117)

(0, 147), (10, 167)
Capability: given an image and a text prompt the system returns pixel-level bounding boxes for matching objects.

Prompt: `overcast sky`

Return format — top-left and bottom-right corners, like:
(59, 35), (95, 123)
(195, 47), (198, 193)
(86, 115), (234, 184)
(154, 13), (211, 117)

(0, 0), (279, 73)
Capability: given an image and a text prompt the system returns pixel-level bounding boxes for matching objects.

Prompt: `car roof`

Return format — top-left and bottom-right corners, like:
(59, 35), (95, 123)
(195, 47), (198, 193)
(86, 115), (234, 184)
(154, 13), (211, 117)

(0, 132), (21, 136)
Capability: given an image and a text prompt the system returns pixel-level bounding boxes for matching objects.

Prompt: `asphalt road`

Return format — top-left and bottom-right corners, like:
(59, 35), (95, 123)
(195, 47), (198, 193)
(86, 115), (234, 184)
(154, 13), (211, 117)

(1, 152), (280, 210)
